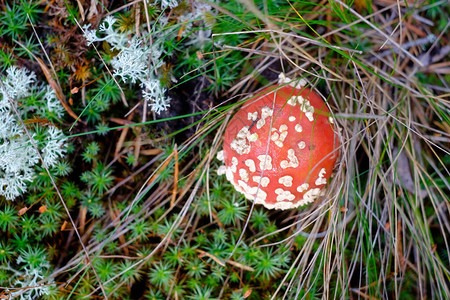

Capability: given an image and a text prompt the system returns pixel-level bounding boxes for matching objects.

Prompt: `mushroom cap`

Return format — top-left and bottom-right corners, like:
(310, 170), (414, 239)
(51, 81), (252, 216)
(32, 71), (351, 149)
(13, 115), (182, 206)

(219, 83), (339, 210)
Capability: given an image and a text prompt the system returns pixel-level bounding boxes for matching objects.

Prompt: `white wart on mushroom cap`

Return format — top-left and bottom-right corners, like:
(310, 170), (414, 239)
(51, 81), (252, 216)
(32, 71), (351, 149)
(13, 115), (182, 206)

(217, 79), (339, 210)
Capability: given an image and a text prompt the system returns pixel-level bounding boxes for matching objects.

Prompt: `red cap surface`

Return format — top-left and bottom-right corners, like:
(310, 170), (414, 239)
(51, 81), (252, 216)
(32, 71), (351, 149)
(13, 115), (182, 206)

(217, 83), (339, 210)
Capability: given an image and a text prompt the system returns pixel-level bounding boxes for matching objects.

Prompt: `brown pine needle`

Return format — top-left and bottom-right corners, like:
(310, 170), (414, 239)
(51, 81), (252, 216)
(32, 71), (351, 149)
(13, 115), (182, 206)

(140, 149), (164, 156)
(170, 144), (179, 208)
(114, 112), (135, 159)
(35, 57), (79, 121)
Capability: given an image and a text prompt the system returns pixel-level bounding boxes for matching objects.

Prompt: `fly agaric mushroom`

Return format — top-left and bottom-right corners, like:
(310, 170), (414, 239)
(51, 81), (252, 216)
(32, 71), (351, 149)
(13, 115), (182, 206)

(217, 74), (339, 210)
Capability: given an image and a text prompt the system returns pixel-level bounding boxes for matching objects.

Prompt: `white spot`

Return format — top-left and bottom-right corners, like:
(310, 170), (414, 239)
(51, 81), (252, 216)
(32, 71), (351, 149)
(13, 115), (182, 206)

(270, 125), (288, 148)
(270, 132), (279, 141)
(247, 133), (258, 142)
(297, 79), (307, 88)
(303, 188), (322, 202)
(245, 159), (256, 172)
(261, 107), (273, 119)
(264, 201), (299, 210)
(239, 169), (249, 182)
(255, 107), (273, 130)
(280, 149), (299, 169)
(329, 116), (334, 124)
(257, 155), (272, 170)
(252, 176), (270, 187)
(234, 180), (268, 203)
(315, 168), (327, 185)
(248, 112), (258, 121)
(251, 188), (268, 202)
(287, 150), (298, 165)
(247, 187), (268, 203)
(287, 96), (297, 106)
(278, 73), (307, 90)
(278, 72), (290, 84)
(298, 141), (306, 149)
(230, 126), (251, 155)
(238, 180), (248, 190)
(216, 150), (224, 161)
(319, 168), (326, 177)
(289, 116), (296, 122)
(225, 168), (235, 187)
(297, 96), (315, 122)
(217, 165), (226, 175)
(295, 124), (303, 132)
(296, 183), (309, 193)
(275, 188), (296, 201)
(230, 157), (238, 173)
(278, 176), (293, 187)
(256, 118), (265, 129)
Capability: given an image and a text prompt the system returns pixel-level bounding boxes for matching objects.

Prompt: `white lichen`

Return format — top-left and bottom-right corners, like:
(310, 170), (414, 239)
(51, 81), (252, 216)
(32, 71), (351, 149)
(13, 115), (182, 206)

(0, 66), (67, 200)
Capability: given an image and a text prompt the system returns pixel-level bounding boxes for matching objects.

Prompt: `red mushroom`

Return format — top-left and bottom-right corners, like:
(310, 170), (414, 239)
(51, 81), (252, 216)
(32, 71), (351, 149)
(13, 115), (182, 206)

(217, 75), (339, 210)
